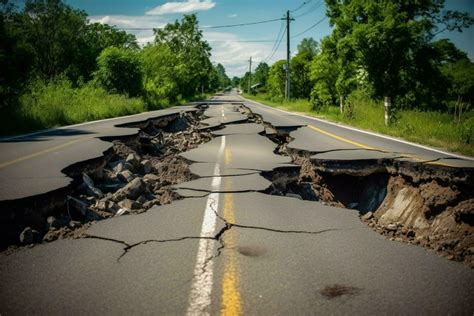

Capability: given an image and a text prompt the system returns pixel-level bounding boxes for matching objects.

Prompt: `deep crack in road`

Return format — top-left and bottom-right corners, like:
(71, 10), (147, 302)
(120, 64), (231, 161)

(0, 90), (473, 315)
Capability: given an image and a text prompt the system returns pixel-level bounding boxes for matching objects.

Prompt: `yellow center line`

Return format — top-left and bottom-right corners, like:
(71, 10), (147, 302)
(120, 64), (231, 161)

(307, 124), (457, 167)
(0, 137), (88, 170)
(307, 124), (377, 151)
(220, 148), (242, 316)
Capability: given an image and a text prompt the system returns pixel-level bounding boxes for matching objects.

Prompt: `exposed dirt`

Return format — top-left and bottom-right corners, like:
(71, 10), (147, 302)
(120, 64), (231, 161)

(1, 109), (213, 252)
(2, 102), (473, 270)
(257, 119), (474, 268)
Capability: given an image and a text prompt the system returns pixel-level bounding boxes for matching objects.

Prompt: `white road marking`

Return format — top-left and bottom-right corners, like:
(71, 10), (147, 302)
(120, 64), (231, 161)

(187, 135), (226, 316)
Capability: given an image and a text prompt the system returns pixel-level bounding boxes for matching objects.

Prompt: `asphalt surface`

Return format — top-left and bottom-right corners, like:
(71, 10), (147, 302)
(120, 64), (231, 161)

(1, 90), (473, 314)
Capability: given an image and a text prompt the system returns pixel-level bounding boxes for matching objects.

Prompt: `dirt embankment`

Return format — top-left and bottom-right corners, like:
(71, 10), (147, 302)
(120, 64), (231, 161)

(259, 128), (474, 268)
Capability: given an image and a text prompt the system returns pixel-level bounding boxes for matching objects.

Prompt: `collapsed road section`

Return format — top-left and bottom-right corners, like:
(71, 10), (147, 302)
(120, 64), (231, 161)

(1, 100), (473, 269)
(0, 108), (213, 250)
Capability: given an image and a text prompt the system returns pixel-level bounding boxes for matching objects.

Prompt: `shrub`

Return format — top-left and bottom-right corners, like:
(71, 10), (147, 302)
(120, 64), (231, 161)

(94, 47), (142, 97)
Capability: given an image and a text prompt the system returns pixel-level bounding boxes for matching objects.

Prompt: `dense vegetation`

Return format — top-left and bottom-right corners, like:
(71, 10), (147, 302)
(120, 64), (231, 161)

(0, 0), (230, 135)
(241, 0), (474, 154)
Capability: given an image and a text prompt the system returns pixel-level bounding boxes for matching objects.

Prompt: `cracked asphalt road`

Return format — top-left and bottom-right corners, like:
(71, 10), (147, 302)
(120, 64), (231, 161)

(1, 90), (473, 314)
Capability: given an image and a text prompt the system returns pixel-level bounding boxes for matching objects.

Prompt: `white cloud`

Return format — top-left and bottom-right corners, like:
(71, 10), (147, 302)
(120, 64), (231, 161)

(89, 15), (168, 46)
(146, 0), (215, 15)
(204, 31), (285, 77)
(89, 14), (284, 77)
(227, 14), (237, 18)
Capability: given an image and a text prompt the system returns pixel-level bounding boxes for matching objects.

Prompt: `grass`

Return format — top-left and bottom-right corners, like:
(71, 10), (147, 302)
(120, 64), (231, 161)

(0, 78), (210, 136)
(244, 92), (474, 157)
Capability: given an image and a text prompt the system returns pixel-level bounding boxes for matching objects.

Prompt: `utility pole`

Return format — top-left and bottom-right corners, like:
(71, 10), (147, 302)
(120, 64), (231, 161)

(285, 10), (294, 101)
(248, 56), (252, 94)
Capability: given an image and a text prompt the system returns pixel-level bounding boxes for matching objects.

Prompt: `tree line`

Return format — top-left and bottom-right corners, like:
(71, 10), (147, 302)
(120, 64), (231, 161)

(0, 0), (231, 116)
(241, 0), (474, 116)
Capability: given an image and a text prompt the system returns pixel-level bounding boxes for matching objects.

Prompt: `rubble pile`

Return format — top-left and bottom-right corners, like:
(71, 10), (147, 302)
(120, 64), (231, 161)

(9, 111), (213, 249)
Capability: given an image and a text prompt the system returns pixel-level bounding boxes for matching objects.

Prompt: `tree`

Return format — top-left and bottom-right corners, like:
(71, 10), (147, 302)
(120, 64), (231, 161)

(291, 38), (319, 99)
(215, 63), (231, 89)
(20, 0), (90, 80)
(268, 60), (287, 98)
(94, 47), (142, 97)
(231, 76), (240, 88)
(78, 23), (138, 81)
(297, 37), (319, 59)
(154, 14), (212, 98)
(141, 44), (180, 105)
(324, 0), (474, 110)
(253, 62), (270, 88)
(0, 0), (34, 109)
(310, 38), (339, 109)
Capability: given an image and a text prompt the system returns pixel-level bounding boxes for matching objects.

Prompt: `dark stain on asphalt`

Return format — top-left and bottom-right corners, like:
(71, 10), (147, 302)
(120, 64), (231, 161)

(237, 245), (267, 257)
(320, 284), (361, 299)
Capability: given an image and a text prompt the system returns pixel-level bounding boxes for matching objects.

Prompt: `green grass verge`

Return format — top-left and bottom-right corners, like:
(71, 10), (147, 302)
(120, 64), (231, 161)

(243, 93), (474, 157)
(0, 79), (210, 136)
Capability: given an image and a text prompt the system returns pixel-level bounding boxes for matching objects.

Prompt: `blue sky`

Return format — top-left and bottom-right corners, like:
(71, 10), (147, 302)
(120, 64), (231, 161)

(66, 0), (474, 77)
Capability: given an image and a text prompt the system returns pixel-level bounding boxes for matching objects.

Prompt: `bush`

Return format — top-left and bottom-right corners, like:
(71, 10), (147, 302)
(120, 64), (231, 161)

(7, 77), (145, 132)
(94, 47), (142, 97)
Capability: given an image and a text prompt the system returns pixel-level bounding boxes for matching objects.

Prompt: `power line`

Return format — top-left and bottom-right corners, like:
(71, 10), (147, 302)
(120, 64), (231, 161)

(291, 16), (327, 38)
(262, 20), (285, 62)
(290, 0), (314, 13)
(206, 40), (276, 42)
(262, 25), (286, 63)
(117, 18), (282, 31)
(202, 18), (281, 29)
(294, 0), (324, 18)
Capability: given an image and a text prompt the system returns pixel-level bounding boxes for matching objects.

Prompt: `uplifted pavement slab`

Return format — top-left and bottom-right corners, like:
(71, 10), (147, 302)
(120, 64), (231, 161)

(310, 149), (399, 162)
(173, 173), (271, 196)
(243, 100), (304, 129)
(0, 137), (113, 201)
(181, 134), (293, 170)
(288, 126), (357, 153)
(189, 162), (260, 178)
(0, 107), (200, 201)
(211, 123), (264, 136)
(199, 103), (248, 130)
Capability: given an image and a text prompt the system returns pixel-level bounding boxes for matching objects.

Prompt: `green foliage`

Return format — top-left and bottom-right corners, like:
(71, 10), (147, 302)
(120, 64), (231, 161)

(214, 63), (231, 89)
(323, 0), (473, 109)
(154, 14), (212, 98)
(0, 77), (145, 135)
(0, 3), (34, 110)
(141, 44), (179, 107)
(253, 62), (270, 88)
(94, 47), (142, 97)
(310, 44), (339, 109)
(231, 76), (240, 88)
(240, 72), (251, 93)
(268, 60), (287, 99)
(296, 37), (319, 59)
(443, 58), (474, 101)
